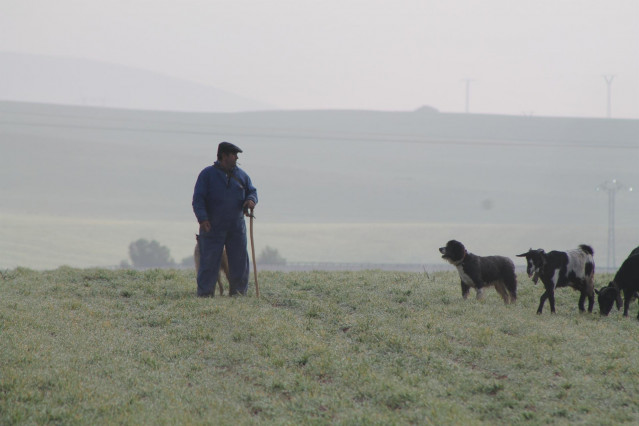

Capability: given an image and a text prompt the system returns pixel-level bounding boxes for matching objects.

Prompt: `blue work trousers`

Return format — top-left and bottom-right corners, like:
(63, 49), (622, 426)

(196, 222), (249, 296)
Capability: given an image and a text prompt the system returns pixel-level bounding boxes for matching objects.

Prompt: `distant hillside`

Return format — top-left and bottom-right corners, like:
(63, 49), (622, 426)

(0, 52), (274, 112)
(209, 109), (639, 146)
(1, 100), (637, 269)
(2, 99), (636, 146)
(2, 99), (636, 223)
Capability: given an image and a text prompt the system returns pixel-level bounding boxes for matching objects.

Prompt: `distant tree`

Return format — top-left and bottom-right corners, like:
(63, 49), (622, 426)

(257, 246), (286, 265)
(128, 239), (175, 269)
(181, 255), (195, 269)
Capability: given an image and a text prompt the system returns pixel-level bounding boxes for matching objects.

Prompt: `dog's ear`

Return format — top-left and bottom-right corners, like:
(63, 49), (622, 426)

(595, 288), (600, 295)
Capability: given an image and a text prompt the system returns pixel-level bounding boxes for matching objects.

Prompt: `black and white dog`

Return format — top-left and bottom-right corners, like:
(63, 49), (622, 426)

(439, 240), (517, 304)
(517, 245), (595, 314)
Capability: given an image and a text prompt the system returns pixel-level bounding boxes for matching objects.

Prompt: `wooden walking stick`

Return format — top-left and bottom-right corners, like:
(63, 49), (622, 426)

(249, 209), (259, 297)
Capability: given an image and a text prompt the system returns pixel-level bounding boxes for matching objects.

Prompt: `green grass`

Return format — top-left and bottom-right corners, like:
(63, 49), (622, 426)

(1, 268), (638, 424)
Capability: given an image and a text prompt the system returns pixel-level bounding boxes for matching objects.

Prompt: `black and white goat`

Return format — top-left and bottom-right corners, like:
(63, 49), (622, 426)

(596, 246), (639, 318)
(517, 245), (595, 314)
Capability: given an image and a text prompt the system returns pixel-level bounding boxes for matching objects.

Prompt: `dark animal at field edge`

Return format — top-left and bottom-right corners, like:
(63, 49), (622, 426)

(517, 245), (595, 314)
(596, 246), (639, 318)
(439, 239), (517, 304)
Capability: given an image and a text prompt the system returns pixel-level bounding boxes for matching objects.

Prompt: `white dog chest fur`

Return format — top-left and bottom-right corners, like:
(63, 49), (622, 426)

(455, 265), (477, 288)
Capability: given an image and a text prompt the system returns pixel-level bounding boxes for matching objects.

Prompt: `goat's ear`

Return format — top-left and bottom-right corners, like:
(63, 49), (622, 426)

(516, 252), (528, 257)
(595, 289), (600, 295)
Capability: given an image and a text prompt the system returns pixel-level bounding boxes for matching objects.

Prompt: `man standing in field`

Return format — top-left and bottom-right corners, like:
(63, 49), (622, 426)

(192, 141), (258, 297)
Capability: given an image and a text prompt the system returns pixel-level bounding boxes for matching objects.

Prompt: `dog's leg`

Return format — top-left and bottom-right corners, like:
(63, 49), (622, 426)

(218, 247), (229, 296)
(505, 274), (517, 304)
(194, 237), (200, 272)
(494, 281), (510, 304)
(461, 282), (470, 300)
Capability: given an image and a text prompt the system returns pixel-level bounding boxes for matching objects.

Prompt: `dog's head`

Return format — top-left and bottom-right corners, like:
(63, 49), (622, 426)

(439, 240), (467, 265)
(516, 248), (545, 284)
(595, 281), (623, 316)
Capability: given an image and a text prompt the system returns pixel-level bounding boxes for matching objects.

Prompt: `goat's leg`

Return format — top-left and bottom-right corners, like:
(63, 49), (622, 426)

(537, 291), (549, 314)
(623, 289), (632, 317)
(578, 292), (586, 312)
(587, 291), (594, 313)
(547, 290), (557, 313)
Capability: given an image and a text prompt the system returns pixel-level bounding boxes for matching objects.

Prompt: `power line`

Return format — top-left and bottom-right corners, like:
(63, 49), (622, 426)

(461, 79), (474, 113)
(1, 106), (638, 151)
(596, 179), (633, 269)
(1, 119), (637, 151)
(603, 75), (615, 118)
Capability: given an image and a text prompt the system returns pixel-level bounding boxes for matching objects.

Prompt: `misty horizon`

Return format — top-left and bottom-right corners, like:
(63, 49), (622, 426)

(1, 1), (638, 270)
(1, 1), (637, 118)
(1, 101), (637, 270)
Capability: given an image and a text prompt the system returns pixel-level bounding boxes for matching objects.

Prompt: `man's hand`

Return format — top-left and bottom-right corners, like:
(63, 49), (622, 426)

(243, 200), (256, 217)
(200, 220), (211, 233)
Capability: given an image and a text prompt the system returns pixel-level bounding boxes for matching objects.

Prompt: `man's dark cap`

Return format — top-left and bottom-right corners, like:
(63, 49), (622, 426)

(217, 141), (243, 156)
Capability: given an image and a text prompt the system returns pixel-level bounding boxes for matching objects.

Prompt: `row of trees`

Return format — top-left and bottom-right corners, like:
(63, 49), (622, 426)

(120, 239), (286, 269)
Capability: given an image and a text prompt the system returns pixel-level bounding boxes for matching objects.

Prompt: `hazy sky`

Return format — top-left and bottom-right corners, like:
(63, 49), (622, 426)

(1, 0), (638, 118)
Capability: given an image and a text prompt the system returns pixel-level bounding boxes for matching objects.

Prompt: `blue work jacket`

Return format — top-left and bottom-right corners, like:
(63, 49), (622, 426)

(192, 162), (258, 229)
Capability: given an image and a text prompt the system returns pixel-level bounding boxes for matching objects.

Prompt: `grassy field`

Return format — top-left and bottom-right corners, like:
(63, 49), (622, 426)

(1, 268), (638, 424)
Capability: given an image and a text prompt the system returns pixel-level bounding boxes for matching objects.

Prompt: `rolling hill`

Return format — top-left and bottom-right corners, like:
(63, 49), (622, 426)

(1, 100), (637, 269)
(0, 52), (274, 112)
